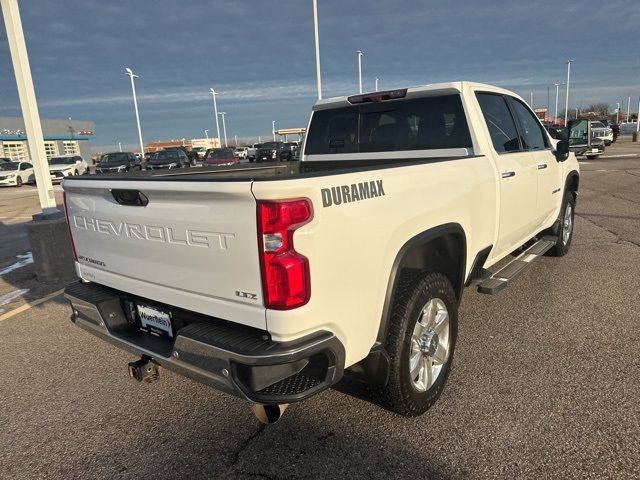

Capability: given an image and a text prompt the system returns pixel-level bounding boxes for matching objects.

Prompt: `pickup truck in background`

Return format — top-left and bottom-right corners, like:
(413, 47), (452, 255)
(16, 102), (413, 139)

(62, 82), (579, 422)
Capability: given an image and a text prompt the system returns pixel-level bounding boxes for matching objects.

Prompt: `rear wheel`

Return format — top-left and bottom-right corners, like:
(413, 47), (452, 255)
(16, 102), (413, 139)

(371, 271), (458, 416)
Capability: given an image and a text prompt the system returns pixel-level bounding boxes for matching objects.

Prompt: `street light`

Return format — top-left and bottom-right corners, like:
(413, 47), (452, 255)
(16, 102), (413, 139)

(204, 129), (209, 140)
(375, 77), (379, 92)
(272, 120), (276, 142)
(529, 92), (533, 108)
(357, 50), (364, 93)
(219, 112), (228, 147)
(627, 96), (631, 123)
(118, 142), (122, 152)
(209, 88), (221, 147)
(125, 67), (145, 159)
(564, 60), (573, 126)
(616, 103), (620, 124)
(554, 83), (560, 124)
(312, 0), (322, 100)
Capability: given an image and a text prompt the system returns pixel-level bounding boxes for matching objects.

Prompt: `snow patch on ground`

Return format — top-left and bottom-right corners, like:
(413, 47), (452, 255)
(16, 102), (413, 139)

(0, 252), (33, 276)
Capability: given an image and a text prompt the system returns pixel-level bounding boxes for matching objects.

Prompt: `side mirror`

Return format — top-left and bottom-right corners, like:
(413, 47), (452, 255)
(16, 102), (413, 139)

(555, 139), (569, 162)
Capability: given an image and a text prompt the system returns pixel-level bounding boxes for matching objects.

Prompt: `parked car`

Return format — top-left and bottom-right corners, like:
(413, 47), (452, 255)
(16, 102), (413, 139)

(0, 157), (14, 163)
(590, 121), (614, 146)
(164, 146), (199, 166)
(145, 149), (191, 170)
(247, 143), (260, 162)
(609, 123), (620, 142)
(203, 148), (239, 166)
(279, 142), (299, 161)
(191, 146), (207, 159)
(96, 152), (142, 174)
(255, 141), (286, 162)
(234, 147), (249, 160)
(0, 161), (34, 187)
(49, 155), (88, 181)
(63, 81), (580, 422)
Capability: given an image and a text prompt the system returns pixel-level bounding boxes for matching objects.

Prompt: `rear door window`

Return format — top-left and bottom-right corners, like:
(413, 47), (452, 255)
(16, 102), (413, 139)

(305, 94), (471, 155)
(476, 93), (521, 153)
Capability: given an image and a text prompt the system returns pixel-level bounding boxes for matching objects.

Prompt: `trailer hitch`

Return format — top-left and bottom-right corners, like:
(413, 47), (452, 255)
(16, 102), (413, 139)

(127, 356), (160, 383)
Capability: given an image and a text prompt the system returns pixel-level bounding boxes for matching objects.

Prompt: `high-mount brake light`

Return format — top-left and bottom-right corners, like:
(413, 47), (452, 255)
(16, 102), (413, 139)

(257, 199), (312, 310)
(62, 192), (78, 261)
(347, 88), (408, 104)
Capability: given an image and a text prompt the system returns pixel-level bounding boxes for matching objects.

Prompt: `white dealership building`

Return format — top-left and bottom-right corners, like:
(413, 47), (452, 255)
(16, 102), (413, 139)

(0, 116), (95, 161)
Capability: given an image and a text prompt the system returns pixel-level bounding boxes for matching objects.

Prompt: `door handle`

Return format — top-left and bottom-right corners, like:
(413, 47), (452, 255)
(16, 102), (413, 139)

(501, 171), (516, 178)
(538, 164), (548, 170)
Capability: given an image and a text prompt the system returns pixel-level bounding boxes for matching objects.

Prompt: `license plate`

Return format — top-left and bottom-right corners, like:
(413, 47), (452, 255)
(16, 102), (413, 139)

(137, 304), (173, 337)
(591, 148), (599, 153)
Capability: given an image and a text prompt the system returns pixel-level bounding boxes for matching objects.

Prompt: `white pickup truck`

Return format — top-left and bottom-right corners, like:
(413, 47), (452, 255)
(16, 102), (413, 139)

(63, 82), (579, 421)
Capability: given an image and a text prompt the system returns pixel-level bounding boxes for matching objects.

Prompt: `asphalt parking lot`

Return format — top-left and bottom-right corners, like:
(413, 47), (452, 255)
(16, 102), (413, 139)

(1, 139), (639, 479)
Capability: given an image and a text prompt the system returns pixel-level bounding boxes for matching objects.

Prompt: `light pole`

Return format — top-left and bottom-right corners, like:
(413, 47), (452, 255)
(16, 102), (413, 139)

(564, 60), (573, 126)
(234, 134), (238, 147)
(118, 142), (122, 152)
(2, 0), (56, 213)
(219, 112), (228, 147)
(554, 83), (560, 124)
(546, 86), (550, 121)
(357, 50), (364, 93)
(272, 120), (276, 142)
(125, 67), (145, 159)
(616, 103), (620, 124)
(529, 91), (533, 108)
(209, 88), (221, 147)
(375, 77), (379, 92)
(204, 129), (209, 140)
(312, 0), (322, 99)
(627, 96), (631, 123)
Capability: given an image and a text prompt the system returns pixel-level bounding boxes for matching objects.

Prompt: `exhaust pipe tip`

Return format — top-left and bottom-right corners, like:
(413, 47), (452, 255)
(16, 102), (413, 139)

(252, 403), (289, 424)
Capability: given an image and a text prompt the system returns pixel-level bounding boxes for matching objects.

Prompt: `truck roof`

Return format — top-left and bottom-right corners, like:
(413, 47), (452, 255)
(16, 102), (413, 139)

(312, 81), (518, 111)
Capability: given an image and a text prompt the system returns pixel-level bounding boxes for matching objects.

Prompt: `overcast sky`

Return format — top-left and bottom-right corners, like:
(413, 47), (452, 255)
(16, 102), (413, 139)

(1, 0), (639, 150)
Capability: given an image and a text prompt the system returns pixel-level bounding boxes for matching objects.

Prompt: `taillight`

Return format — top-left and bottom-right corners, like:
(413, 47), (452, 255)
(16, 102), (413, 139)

(62, 192), (78, 260)
(257, 199), (312, 310)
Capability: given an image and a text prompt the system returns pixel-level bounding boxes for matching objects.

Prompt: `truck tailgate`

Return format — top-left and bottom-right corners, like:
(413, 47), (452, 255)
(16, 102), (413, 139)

(63, 178), (265, 329)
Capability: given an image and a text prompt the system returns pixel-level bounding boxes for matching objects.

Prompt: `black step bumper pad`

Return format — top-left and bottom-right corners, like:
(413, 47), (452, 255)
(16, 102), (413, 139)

(64, 282), (345, 404)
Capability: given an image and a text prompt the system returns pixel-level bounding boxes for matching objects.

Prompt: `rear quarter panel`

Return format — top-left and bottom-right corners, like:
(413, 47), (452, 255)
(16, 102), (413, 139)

(253, 157), (497, 366)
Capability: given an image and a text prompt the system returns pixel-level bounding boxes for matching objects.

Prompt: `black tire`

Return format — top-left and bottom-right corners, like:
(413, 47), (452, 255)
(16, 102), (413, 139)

(547, 191), (575, 257)
(74, 170), (79, 176)
(586, 155), (598, 160)
(370, 271), (458, 416)
(604, 140), (612, 146)
(16, 176), (23, 187)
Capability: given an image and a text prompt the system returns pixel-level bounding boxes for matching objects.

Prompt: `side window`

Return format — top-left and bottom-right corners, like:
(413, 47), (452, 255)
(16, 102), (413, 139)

(476, 93), (521, 153)
(25, 163), (32, 169)
(509, 98), (548, 150)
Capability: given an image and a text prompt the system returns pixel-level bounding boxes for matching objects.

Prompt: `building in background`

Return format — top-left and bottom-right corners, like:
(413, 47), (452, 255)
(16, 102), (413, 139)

(146, 137), (220, 153)
(0, 117), (95, 161)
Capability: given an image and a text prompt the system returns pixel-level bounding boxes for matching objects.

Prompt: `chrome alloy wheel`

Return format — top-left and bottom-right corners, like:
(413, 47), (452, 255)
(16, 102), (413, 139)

(562, 202), (573, 246)
(409, 298), (450, 392)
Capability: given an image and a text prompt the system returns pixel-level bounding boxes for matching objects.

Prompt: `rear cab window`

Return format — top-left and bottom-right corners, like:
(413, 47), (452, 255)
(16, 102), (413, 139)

(304, 94), (472, 156)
